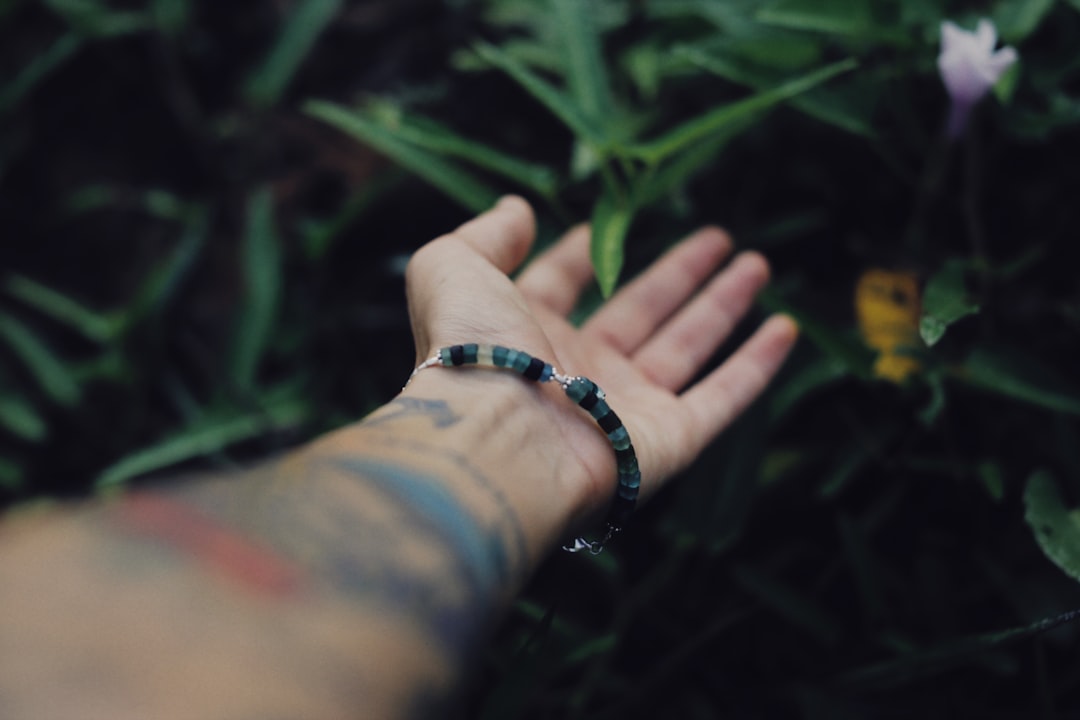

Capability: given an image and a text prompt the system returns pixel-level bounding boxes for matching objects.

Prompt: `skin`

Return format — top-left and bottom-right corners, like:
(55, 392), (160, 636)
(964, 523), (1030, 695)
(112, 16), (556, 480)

(0, 196), (797, 719)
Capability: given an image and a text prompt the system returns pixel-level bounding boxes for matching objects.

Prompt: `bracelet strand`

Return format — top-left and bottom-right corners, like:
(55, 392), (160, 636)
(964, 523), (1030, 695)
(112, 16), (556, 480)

(406, 343), (640, 554)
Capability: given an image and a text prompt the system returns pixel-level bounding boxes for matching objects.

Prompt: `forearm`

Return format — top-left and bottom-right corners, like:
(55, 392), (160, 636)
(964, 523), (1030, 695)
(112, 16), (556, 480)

(0, 370), (590, 719)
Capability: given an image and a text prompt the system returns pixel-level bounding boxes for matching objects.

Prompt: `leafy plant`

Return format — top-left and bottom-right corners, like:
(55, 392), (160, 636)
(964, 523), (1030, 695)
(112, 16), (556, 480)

(306, 0), (856, 295)
(4, 0), (1080, 716)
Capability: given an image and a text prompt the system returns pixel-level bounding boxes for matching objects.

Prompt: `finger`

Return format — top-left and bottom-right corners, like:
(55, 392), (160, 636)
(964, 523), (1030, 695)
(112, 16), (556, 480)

(446, 195), (536, 274)
(584, 228), (732, 353)
(516, 223), (593, 315)
(681, 314), (799, 449)
(634, 251), (770, 391)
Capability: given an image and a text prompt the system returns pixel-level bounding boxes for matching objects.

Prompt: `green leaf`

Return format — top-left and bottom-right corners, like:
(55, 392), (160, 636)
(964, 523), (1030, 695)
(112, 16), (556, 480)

(42, 0), (149, 36)
(632, 58), (857, 164)
(635, 131), (734, 206)
(304, 100), (501, 213)
(756, 0), (908, 45)
(230, 189), (282, 393)
(839, 606), (1080, 689)
(64, 185), (191, 221)
(0, 312), (81, 407)
(993, 59), (1021, 105)
(550, 0), (615, 122)
(0, 33), (81, 114)
(367, 103), (559, 197)
(622, 42), (662, 102)
(302, 173), (398, 261)
(472, 41), (605, 145)
(95, 400), (308, 490)
(920, 260), (979, 346)
(1024, 470), (1080, 583)
(993, 0), (1055, 44)
(978, 459), (1005, 502)
(664, 400), (769, 552)
(590, 189), (634, 297)
(151, 0), (188, 36)
(4, 274), (118, 343)
(125, 206), (208, 329)
(0, 393), (47, 442)
(0, 456), (23, 491)
(733, 564), (842, 646)
(957, 347), (1080, 416)
(676, 45), (874, 138)
(245, 0), (341, 108)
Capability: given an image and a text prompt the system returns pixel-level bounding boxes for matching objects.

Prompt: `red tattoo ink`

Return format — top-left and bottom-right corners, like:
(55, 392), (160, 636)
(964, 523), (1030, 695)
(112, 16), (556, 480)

(113, 494), (304, 598)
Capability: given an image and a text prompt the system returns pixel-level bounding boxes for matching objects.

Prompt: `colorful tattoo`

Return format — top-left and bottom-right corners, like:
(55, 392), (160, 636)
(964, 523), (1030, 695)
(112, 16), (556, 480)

(111, 493), (304, 598)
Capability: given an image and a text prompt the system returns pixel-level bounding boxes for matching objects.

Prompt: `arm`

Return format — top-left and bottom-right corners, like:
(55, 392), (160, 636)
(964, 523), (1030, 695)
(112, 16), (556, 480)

(0, 197), (797, 719)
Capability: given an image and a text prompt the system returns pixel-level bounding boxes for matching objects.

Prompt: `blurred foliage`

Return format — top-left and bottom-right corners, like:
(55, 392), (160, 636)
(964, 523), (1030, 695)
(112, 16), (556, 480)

(4, 0), (1080, 717)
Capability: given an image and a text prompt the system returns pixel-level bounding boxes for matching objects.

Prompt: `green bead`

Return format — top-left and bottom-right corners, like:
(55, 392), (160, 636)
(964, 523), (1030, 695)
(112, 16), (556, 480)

(607, 426), (630, 450)
(511, 352), (532, 373)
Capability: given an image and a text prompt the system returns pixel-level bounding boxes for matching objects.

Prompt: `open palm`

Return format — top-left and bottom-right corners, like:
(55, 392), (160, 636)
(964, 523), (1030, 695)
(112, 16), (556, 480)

(405, 196), (797, 515)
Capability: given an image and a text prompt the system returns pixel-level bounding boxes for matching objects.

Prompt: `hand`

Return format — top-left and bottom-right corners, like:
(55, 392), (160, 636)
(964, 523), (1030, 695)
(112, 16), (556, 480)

(404, 196), (797, 519)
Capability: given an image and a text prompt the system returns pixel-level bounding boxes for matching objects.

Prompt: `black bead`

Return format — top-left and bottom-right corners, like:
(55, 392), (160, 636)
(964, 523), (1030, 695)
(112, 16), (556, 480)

(578, 390), (599, 411)
(523, 356), (546, 381)
(598, 411), (622, 433)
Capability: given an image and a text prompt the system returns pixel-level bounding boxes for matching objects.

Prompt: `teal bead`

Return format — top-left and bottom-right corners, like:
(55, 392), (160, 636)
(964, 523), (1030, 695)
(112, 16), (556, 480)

(589, 399), (611, 420)
(617, 454), (638, 474)
(511, 352), (533, 373)
(493, 345), (510, 367)
(563, 377), (594, 403)
(618, 470), (641, 489)
(463, 343), (479, 364)
(608, 426), (630, 450)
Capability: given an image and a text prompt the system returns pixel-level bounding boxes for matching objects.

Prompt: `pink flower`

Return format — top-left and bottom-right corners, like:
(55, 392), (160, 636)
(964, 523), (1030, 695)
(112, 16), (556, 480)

(937, 19), (1018, 137)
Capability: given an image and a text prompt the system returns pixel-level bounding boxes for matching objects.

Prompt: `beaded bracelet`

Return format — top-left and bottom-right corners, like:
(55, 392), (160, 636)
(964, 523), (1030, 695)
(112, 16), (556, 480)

(407, 343), (640, 554)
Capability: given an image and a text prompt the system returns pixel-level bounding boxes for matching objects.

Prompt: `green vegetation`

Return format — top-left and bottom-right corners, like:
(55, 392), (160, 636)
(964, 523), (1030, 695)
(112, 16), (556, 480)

(4, 0), (1080, 716)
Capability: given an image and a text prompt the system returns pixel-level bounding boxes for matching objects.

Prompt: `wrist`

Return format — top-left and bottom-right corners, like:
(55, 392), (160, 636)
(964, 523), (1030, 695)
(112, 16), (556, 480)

(315, 366), (603, 572)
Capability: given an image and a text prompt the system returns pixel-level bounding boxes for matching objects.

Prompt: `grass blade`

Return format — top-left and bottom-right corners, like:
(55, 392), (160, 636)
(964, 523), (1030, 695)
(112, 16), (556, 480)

(957, 346), (1080, 416)
(0, 33), (81, 114)
(125, 206), (208, 328)
(95, 400), (308, 490)
(733, 564), (842, 647)
(0, 312), (81, 407)
(0, 392), (48, 442)
(305, 100), (501, 213)
(838, 607), (1080, 689)
(677, 45), (875, 137)
(631, 58), (857, 164)
(4, 274), (118, 343)
(42, 0), (150, 36)
(0, 456), (23, 491)
(635, 132), (733, 206)
(245, 0), (341, 108)
(368, 103), (559, 197)
(472, 41), (605, 145)
(230, 188), (282, 393)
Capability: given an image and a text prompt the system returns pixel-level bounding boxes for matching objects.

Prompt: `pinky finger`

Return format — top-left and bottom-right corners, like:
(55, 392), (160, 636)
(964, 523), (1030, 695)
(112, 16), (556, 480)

(680, 314), (799, 449)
